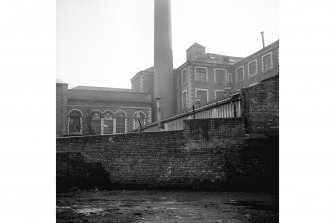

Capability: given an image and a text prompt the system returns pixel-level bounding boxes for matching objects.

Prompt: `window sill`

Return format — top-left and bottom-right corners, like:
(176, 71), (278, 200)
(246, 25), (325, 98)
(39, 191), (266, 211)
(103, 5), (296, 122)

(194, 80), (208, 83)
(249, 73), (257, 77)
(65, 132), (82, 136)
(262, 67), (273, 73)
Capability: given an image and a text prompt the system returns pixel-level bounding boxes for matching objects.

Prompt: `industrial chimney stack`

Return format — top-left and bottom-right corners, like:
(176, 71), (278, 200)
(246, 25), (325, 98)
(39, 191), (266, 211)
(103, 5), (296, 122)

(154, 0), (174, 120)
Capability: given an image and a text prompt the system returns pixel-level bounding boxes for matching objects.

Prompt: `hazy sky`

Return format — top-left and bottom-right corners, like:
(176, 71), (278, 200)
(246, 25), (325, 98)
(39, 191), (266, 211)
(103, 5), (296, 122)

(57, 0), (278, 88)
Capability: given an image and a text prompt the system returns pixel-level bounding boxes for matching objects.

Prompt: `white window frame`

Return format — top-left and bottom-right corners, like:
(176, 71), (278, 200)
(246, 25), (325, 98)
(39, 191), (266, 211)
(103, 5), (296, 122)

(248, 59), (257, 77)
(181, 68), (187, 85)
(67, 109), (83, 134)
(262, 52), (273, 72)
(132, 110), (146, 130)
(226, 73), (232, 84)
(235, 66), (244, 83)
(195, 88), (209, 104)
(115, 110), (128, 134)
(215, 90), (226, 99)
(182, 89), (187, 110)
(102, 110), (114, 135)
(214, 68), (226, 84)
(194, 67), (208, 82)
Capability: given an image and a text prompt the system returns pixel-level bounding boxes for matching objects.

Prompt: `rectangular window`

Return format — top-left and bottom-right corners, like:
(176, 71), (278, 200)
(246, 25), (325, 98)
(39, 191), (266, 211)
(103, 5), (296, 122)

(248, 60), (257, 77)
(196, 89), (208, 105)
(182, 91), (187, 110)
(195, 67), (207, 82)
(215, 90), (225, 99)
(226, 73), (232, 84)
(262, 53), (273, 72)
(181, 69), (187, 85)
(215, 69), (225, 84)
(236, 67), (244, 82)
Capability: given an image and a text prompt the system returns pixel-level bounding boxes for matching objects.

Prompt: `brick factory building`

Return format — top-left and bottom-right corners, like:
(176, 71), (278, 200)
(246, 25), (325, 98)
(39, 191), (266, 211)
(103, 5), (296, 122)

(56, 40), (279, 137)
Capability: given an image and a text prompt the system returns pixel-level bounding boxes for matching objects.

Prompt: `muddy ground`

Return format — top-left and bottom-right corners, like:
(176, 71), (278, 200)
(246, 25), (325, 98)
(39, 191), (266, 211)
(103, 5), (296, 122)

(56, 190), (278, 223)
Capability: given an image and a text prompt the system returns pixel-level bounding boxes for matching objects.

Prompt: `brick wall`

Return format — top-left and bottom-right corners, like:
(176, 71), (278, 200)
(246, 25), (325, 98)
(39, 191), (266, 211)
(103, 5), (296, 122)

(233, 40), (279, 90)
(56, 83), (68, 137)
(131, 76), (141, 92)
(242, 75), (279, 135)
(57, 118), (278, 192)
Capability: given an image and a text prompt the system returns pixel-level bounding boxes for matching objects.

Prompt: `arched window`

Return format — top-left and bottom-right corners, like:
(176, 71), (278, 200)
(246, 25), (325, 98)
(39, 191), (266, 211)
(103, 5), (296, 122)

(90, 112), (101, 135)
(115, 111), (127, 134)
(103, 111), (114, 134)
(68, 110), (82, 134)
(133, 111), (146, 130)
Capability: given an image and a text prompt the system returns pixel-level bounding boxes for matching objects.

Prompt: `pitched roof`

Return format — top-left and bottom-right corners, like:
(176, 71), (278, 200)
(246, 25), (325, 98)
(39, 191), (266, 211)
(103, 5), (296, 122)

(71, 86), (131, 92)
(186, 42), (205, 51)
(130, 66), (154, 82)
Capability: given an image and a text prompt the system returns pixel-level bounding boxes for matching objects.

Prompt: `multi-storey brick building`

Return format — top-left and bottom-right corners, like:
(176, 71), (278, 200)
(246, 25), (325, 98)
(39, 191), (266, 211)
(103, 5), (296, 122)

(173, 40), (279, 114)
(56, 40), (279, 137)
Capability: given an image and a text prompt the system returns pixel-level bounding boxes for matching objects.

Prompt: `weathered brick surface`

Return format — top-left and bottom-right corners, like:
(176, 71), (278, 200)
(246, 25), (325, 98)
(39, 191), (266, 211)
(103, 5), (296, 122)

(56, 83), (68, 137)
(57, 118), (278, 192)
(242, 75), (279, 135)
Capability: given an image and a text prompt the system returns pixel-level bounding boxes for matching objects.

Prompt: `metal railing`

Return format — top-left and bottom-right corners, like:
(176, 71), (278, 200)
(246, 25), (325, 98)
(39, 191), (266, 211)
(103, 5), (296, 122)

(142, 92), (242, 132)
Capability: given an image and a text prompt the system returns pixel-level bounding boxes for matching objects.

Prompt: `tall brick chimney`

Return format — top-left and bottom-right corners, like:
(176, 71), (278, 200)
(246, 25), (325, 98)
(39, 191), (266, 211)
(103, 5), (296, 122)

(154, 0), (174, 120)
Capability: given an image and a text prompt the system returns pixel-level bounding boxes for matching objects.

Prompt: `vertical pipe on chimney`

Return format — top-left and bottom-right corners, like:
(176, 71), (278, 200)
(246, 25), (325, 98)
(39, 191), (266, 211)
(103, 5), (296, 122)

(261, 31), (265, 48)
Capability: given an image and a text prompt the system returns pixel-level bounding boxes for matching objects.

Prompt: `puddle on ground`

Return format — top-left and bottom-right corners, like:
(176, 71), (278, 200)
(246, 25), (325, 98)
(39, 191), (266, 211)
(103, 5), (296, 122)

(161, 201), (177, 204)
(75, 208), (104, 215)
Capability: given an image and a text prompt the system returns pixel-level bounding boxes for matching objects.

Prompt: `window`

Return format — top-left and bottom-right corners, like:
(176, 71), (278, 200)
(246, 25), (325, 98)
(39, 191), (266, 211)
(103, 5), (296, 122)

(262, 53), (273, 72)
(181, 69), (187, 85)
(138, 113), (145, 127)
(133, 111), (146, 130)
(226, 73), (232, 84)
(103, 111), (113, 134)
(236, 67), (244, 82)
(68, 110), (81, 134)
(196, 89), (208, 105)
(195, 67), (207, 82)
(115, 111), (127, 133)
(182, 90), (187, 110)
(215, 69), (226, 84)
(90, 112), (101, 135)
(248, 60), (257, 77)
(215, 90), (225, 99)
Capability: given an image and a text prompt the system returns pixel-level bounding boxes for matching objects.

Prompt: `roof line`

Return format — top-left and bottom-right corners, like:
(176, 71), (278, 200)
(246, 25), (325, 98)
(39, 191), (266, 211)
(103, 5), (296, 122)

(233, 40), (279, 66)
(68, 89), (151, 95)
(186, 42), (206, 51)
(130, 67), (154, 82)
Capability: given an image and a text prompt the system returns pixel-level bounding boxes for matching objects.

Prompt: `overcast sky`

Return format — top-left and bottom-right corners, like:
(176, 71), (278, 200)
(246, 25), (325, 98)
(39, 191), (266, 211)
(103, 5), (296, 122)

(56, 0), (278, 88)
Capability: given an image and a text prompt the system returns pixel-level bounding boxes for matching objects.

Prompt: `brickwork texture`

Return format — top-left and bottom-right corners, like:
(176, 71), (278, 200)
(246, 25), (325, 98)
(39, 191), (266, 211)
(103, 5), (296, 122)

(57, 118), (278, 192)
